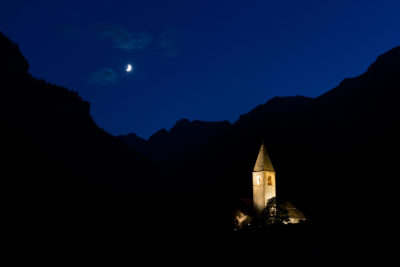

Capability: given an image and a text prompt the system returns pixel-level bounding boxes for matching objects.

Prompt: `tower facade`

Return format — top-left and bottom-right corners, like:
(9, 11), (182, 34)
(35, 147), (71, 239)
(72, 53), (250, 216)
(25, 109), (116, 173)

(252, 142), (276, 216)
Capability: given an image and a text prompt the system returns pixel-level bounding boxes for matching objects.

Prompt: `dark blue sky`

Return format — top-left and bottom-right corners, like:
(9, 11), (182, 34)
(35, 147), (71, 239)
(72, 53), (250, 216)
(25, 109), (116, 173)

(1, 0), (399, 138)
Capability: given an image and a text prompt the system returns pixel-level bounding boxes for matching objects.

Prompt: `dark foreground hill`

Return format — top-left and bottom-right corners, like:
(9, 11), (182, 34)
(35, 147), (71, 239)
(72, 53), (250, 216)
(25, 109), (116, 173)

(0, 32), (232, 241)
(1, 32), (161, 232)
(2, 31), (399, 256)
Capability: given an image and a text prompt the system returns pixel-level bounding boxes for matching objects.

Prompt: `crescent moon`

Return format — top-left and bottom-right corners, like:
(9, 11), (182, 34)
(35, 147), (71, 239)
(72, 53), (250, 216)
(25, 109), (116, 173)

(126, 64), (133, 72)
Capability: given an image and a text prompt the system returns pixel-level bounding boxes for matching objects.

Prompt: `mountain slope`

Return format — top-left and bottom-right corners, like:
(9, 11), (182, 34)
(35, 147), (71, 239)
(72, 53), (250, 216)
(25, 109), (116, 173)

(225, 46), (400, 223)
(118, 118), (231, 167)
(118, 46), (400, 227)
(3, 28), (399, 233)
(1, 32), (158, 228)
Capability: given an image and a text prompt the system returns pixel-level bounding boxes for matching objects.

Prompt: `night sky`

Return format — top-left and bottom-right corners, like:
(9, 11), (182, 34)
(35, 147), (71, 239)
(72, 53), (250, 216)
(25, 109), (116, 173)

(1, 0), (399, 138)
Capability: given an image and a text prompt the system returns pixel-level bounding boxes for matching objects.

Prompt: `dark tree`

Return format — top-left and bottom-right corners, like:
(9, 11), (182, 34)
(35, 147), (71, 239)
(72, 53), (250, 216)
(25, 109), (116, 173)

(261, 197), (290, 225)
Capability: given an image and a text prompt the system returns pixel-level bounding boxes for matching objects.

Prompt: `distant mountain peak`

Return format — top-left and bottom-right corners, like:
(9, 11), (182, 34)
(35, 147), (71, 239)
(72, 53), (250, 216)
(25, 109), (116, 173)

(171, 118), (191, 131)
(149, 128), (169, 141)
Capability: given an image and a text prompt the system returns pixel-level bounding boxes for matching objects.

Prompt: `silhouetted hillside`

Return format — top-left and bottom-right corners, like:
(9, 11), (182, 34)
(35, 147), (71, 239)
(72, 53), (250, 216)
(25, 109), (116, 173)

(118, 118), (231, 166)
(3, 29), (399, 240)
(1, 32), (158, 230)
(215, 46), (400, 227)
(235, 96), (314, 128)
(118, 46), (400, 231)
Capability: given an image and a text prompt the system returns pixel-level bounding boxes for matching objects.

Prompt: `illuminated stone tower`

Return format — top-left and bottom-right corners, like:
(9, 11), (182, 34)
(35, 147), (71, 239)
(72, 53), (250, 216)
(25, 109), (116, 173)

(252, 142), (276, 216)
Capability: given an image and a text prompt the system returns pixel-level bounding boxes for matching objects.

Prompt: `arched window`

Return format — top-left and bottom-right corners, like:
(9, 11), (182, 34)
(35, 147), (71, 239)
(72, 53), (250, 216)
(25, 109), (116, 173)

(267, 176), (272, 185)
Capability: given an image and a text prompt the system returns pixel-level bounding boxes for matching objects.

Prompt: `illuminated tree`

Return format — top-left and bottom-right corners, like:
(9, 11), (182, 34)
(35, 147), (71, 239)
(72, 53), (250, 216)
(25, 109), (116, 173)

(261, 197), (290, 225)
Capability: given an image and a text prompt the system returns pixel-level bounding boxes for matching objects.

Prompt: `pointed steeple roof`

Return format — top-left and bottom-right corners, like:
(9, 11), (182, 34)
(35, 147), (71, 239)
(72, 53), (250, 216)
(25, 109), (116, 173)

(253, 142), (275, 172)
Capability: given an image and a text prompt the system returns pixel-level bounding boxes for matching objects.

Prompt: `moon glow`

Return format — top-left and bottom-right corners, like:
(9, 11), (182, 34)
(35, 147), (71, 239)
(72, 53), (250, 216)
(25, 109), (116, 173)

(126, 64), (133, 72)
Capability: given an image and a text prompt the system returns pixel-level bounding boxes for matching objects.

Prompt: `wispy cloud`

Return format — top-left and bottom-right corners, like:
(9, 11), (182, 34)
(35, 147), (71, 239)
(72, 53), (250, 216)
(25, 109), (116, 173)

(159, 26), (179, 58)
(96, 25), (153, 51)
(87, 68), (118, 85)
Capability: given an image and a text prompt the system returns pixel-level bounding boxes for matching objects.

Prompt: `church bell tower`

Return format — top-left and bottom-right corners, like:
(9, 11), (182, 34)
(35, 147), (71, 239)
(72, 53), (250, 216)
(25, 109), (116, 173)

(252, 142), (276, 216)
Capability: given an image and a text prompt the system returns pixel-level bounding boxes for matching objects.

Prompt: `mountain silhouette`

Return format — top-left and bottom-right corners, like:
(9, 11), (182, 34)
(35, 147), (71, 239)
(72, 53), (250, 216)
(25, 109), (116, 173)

(1, 32), (158, 230)
(119, 45), (400, 228)
(2, 30), (399, 239)
(119, 118), (231, 166)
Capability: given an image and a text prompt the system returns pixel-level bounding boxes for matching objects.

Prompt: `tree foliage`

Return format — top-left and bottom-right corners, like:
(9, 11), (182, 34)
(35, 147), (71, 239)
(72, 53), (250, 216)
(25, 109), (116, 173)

(261, 197), (290, 226)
